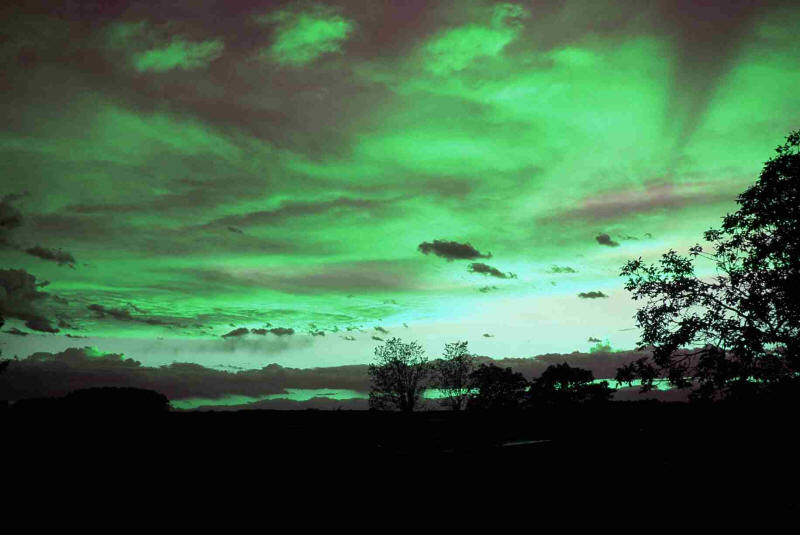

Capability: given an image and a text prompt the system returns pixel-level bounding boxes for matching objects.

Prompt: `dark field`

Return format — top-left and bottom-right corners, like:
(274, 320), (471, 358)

(5, 401), (797, 484)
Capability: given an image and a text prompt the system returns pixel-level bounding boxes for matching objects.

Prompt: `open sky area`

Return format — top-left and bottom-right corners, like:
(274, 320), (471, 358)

(2, 0), (799, 375)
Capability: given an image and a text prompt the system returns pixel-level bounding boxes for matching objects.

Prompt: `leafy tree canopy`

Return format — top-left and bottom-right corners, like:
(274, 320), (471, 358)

(618, 130), (800, 401)
(528, 362), (615, 405)
(368, 337), (430, 412)
(467, 363), (528, 411)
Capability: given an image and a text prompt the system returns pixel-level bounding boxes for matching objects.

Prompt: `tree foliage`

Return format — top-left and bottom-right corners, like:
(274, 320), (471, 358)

(467, 363), (528, 411)
(617, 130), (800, 400)
(433, 341), (475, 411)
(528, 362), (615, 405)
(368, 337), (430, 412)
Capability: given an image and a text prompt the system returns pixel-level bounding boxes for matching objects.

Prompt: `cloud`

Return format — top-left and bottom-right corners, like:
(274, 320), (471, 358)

(258, 4), (354, 67)
(0, 268), (60, 333)
(206, 197), (390, 229)
(228, 226), (244, 234)
(418, 240), (491, 261)
(107, 20), (224, 73)
(552, 181), (743, 223)
(133, 38), (224, 73)
(482, 333), (494, 338)
(0, 347), (371, 402)
(549, 265), (577, 274)
(421, 3), (528, 75)
(478, 285), (499, 293)
(374, 326), (389, 334)
(578, 291), (609, 299)
(587, 337), (602, 343)
(268, 327), (295, 336)
(5, 327), (28, 336)
(0, 346), (691, 404)
(25, 245), (76, 267)
(371, 336), (384, 341)
(24, 317), (59, 333)
(0, 193), (25, 246)
(222, 327), (250, 338)
(222, 326), (294, 338)
(86, 303), (194, 328)
(595, 233), (619, 247)
(468, 262), (516, 279)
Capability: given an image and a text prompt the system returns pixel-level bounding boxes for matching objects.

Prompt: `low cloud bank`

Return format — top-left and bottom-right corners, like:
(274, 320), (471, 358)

(0, 346), (690, 405)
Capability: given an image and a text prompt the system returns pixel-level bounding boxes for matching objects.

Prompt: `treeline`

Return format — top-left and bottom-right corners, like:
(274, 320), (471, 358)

(368, 339), (616, 412)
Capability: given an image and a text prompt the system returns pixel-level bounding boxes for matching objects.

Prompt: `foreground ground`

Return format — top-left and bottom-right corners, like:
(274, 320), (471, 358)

(5, 401), (798, 480)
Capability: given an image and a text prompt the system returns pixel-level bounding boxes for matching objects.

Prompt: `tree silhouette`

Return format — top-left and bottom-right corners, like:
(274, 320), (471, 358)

(368, 337), (430, 412)
(467, 363), (528, 411)
(433, 341), (475, 411)
(528, 362), (615, 405)
(618, 130), (800, 400)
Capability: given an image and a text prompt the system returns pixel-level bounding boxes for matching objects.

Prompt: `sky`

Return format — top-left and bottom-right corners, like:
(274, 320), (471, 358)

(1, 0), (800, 378)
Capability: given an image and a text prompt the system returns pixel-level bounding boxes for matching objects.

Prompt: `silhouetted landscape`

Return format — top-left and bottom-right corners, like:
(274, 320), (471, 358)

(2, 2), (800, 493)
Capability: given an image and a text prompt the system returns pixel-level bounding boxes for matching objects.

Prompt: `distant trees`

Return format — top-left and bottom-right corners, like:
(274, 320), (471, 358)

(618, 130), (800, 401)
(467, 363), (528, 410)
(527, 362), (615, 405)
(433, 341), (475, 410)
(368, 338), (617, 412)
(368, 338), (431, 412)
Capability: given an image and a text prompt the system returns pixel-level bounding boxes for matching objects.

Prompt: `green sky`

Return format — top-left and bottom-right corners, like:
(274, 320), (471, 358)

(1, 0), (799, 370)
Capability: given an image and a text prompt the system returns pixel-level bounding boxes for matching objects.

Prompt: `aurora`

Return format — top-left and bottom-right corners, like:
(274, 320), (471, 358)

(1, 0), (799, 382)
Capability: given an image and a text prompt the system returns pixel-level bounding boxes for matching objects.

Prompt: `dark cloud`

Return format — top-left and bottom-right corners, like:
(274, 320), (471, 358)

(24, 245), (76, 267)
(417, 239), (491, 261)
(659, 0), (772, 151)
(0, 345), (691, 404)
(342, 335), (356, 341)
(206, 197), (392, 229)
(222, 326), (294, 338)
(482, 333), (494, 338)
(86, 303), (185, 327)
(547, 181), (744, 223)
(478, 285), (499, 293)
(5, 327), (28, 336)
(587, 337), (602, 343)
(0, 193), (25, 246)
(227, 226), (244, 234)
(0, 347), (371, 401)
(87, 304), (132, 321)
(185, 259), (422, 295)
(0, 268), (60, 332)
(268, 327), (295, 336)
(595, 233), (619, 247)
(222, 327), (250, 338)
(578, 291), (609, 299)
(310, 330), (325, 336)
(1, 195), (77, 267)
(468, 262), (516, 279)
(371, 335), (384, 341)
(24, 317), (59, 333)
(374, 326), (388, 334)
(549, 265), (576, 274)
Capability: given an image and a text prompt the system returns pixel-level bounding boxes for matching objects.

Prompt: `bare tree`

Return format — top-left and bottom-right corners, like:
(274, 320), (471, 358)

(368, 337), (430, 412)
(433, 341), (474, 410)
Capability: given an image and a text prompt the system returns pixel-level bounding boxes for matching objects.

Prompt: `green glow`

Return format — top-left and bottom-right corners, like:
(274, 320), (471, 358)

(259, 5), (354, 67)
(1, 1), (799, 368)
(422, 3), (527, 75)
(133, 38), (224, 72)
